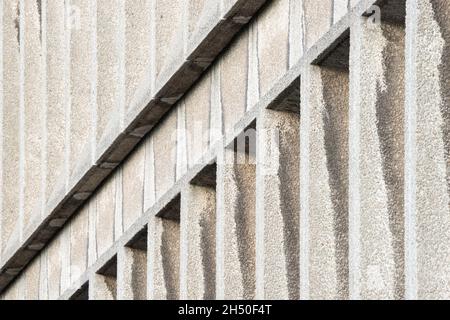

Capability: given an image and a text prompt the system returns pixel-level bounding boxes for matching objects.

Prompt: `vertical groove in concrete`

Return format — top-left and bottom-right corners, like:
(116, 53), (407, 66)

(349, 16), (405, 300)
(180, 184), (216, 300)
(23, 0), (45, 232)
(256, 109), (300, 300)
(300, 65), (349, 300)
(1, 0), (21, 257)
(148, 216), (180, 300)
(217, 140), (256, 299)
(117, 246), (147, 300)
(405, 0), (450, 300)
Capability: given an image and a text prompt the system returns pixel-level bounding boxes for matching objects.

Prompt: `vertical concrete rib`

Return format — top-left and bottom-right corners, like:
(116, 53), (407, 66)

(70, 205), (89, 285)
(125, 0), (151, 118)
(256, 109), (300, 300)
(0, 0), (4, 263)
(405, 0), (450, 300)
(96, 176), (116, 258)
(117, 246), (147, 300)
(1, 0), (21, 258)
(18, 0), (24, 246)
(288, 0), (304, 67)
(96, 0), (124, 148)
(180, 184), (216, 300)
(23, 0), (45, 233)
(300, 65), (349, 300)
(122, 145), (145, 232)
(148, 214), (180, 300)
(45, 0), (67, 207)
(349, 16), (405, 299)
(69, 0), (96, 185)
(89, 273), (117, 300)
(216, 133), (257, 300)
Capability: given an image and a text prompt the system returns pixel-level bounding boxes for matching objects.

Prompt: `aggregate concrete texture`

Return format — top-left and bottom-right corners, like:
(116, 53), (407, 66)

(2, 0), (450, 302)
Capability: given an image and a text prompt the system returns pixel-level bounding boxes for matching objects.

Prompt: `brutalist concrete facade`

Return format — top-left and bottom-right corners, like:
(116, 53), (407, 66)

(0, 0), (448, 300)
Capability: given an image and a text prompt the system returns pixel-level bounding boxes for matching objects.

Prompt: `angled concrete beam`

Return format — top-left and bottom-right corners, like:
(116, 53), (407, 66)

(0, 0), (267, 293)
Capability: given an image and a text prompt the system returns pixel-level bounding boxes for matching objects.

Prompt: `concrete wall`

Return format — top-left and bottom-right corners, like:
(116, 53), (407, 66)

(1, 0), (449, 300)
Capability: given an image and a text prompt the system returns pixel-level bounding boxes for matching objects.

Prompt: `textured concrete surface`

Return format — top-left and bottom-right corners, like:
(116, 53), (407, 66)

(184, 73), (211, 168)
(69, 0), (95, 181)
(96, 176), (116, 257)
(301, 65), (349, 300)
(0, 0), (266, 291)
(303, 0), (333, 49)
(257, 0), (289, 97)
(122, 145), (145, 231)
(23, 0), (44, 231)
(117, 246), (147, 300)
(90, 273), (117, 300)
(349, 16), (405, 300)
(2, 0), (450, 301)
(125, 0), (151, 111)
(405, 0), (450, 300)
(217, 143), (256, 300)
(70, 205), (89, 284)
(148, 215), (180, 300)
(154, 111), (177, 199)
(1, 0), (21, 257)
(220, 30), (248, 135)
(154, 0), (184, 83)
(97, 0), (123, 143)
(180, 184), (216, 300)
(45, 0), (67, 206)
(256, 109), (300, 300)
